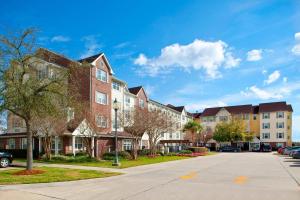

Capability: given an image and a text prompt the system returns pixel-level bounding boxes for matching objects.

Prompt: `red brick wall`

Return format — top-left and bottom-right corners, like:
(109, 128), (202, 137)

(135, 88), (148, 110)
(91, 57), (112, 133)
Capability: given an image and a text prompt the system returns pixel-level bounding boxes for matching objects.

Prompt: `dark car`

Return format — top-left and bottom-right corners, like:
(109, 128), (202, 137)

(0, 152), (13, 168)
(262, 144), (272, 152)
(219, 146), (241, 152)
(292, 150), (300, 159)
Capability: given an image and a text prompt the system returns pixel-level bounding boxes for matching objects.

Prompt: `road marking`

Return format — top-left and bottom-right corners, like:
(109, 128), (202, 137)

(180, 172), (197, 180)
(234, 176), (248, 185)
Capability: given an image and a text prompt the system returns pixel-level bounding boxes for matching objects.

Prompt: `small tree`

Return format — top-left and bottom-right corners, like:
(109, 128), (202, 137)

(147, 110), (175, 156)
(31, 114), (67, 160)
(0, 28), (70, 170)
(122, 108), (149, 160)
(183, 120), (203, 146)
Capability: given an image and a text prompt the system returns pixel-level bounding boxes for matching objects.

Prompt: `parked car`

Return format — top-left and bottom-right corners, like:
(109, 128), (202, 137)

(219, 146), (241, 152)
(0, 152), (13, 168)
(277, 147), (285, 154)
(262, 144), (272, 152)
(292, 150), (300, 159)
(289, 148), (300, 157)
(283, 146), (300, 155)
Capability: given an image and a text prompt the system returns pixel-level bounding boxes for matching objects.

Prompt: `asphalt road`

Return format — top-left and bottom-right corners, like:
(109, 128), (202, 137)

(0, 152), (299, 200)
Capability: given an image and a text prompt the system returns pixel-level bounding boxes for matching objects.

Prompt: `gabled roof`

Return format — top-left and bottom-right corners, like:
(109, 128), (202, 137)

(192, 112), (202, 118)
(36, 48), (76, 68)
(77, 53), (103, 63)
(78, 53), (114, 74)
(166, 104), (185, 113)
(201, 104), (253, 117)
(128, 86), (143, 95)
(259, 101), (292, 112)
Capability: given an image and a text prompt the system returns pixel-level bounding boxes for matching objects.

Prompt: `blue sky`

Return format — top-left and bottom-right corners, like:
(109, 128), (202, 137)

(1, 0), (300, 140)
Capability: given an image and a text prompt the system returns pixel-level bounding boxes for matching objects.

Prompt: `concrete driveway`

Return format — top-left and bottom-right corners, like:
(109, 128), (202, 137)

(0, 152), (299, 200)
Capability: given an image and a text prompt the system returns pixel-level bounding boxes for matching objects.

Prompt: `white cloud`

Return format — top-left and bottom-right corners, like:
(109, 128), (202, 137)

(292, 32), (300, 56)
(134, 39), (240, 79)
(242, 82), (300, 100)
(51, 35), (70, 42)
(80, 35), (102, 59)
(247, 49), (262, 61)
(295, 32), (300, 41)
(186, 101), (227, 112)
(291, 44), (300, 56)
(264, 70), (280, 85)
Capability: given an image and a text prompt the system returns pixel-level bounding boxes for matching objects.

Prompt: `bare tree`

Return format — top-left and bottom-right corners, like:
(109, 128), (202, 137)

(121, 107), (149, 160)
(31, 114), (67, 160)
(0, 28), (70, 170)
(147, 111), (176, 156)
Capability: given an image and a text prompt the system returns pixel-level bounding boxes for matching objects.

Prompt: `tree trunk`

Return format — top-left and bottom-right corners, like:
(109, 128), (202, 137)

(132, 139), (138, 160)
(44, 137), (52, 160)
(26, 120), (33, 170)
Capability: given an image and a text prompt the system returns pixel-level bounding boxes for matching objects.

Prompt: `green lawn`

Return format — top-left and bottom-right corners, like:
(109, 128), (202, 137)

(0, 167), (120, 185)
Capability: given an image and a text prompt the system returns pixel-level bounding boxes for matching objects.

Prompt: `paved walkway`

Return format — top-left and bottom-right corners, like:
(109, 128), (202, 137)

(1, 153), (299, 200)
(12, 161), (125, 173)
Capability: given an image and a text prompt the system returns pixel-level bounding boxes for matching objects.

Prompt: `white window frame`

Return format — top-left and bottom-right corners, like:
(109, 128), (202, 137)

(262, 112), (270, 119)
(276, 122), (284, 129)
(123, 139), (132, 151)
(96, 68), (107, 82)
(96, 115), (107, 128)
(262, 133), (270, 139)
(75, 137), (83, 150)
(276, 132), (284, 139)
(262, 123), (270, 129)
(276, 112), (284, 118)
(95, 91), (108, 105)
(112, 82), (120, 91)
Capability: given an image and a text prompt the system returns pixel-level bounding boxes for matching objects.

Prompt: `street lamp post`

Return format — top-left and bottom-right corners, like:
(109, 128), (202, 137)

(112, 98), (121, 166)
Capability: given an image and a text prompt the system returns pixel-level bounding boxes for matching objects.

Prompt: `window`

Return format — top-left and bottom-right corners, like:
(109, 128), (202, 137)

(243, 114), (249, 120)
(95, 91), (107, 105)
(21, 138), (27, 149)
(182, 115), (185, 121)
(37, 68), (48, 80)
(276, 112), (284, 118)
(176, 133), (180, 139)
(112, 82), (120, 90)
(219, 116), (228, 122)
(123, 139), (132, 151)
(262, 113), (270, 119)
(253, 115), (257, 120)
(96, 69), (107, 82)
(51, 137), (62, 150)
(276, 132), (284, 139)
(262, 133), (270, 139)
(8, 138), (15, 149)
(125, 96), (131, 104)
(161, 133), (164, 138)
(96, 115), (107, 128)
(262, 123), (270, 129)
(176, 122), (181, 129)
(276, 122), (284, 129)
(169, 133), (172, 139)
(139, 99), (144, 108)
(75, 137), (83, 150)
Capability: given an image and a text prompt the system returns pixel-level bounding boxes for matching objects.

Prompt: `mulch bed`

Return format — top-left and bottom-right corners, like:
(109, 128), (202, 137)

(13, 169), (45, 176)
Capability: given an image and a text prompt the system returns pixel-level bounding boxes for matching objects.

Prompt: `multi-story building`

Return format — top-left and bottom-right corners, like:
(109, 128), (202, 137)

(0, 48), (192, 156)
(194, 102), (293, 149)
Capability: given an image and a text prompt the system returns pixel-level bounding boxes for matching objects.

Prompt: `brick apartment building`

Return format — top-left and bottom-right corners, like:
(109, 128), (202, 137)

(0, 48), (192, 157)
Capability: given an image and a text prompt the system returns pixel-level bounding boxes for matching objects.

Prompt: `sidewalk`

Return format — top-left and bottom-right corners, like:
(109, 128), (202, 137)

(277, 155), (300, 186)
(12, 161), (125, 173)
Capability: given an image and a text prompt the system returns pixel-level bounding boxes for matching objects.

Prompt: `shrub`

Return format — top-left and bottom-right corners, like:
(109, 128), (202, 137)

(138, 149), (151, 156)
(103, 151), (132, 160)
(189, 147), (208, 153)
(165, 152), (178, 156)
(178, 150), (193, 154)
